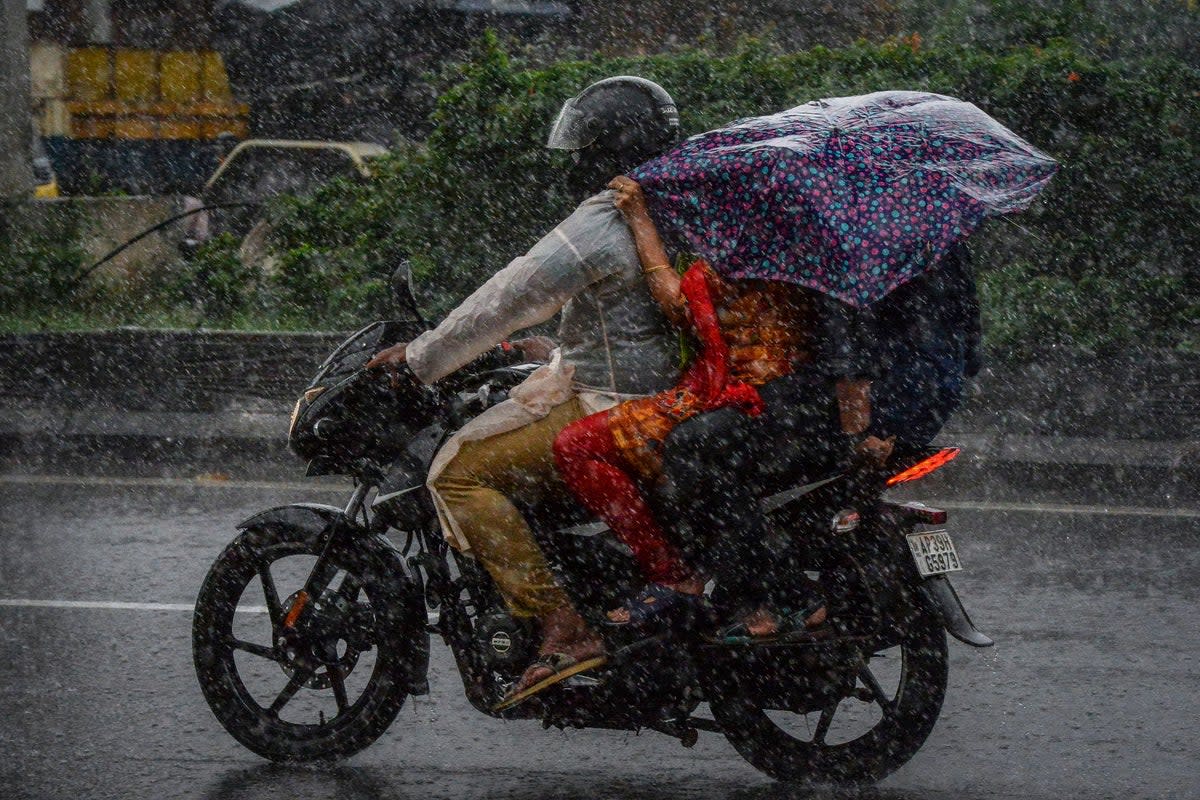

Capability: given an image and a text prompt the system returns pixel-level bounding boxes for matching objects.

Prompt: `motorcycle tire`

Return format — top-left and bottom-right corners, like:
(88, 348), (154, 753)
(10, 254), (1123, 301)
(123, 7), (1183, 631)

(707, 608), (948, 785)
(193, 523), (424, 762)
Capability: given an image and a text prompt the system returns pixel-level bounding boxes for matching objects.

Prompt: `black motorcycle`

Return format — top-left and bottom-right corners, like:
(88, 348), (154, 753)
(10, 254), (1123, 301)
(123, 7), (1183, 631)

(192, 268), (993, 784)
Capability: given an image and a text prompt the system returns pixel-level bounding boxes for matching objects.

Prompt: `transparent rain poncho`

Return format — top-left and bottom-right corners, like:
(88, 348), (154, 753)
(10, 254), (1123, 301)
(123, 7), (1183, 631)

(406, 191), (677, 395)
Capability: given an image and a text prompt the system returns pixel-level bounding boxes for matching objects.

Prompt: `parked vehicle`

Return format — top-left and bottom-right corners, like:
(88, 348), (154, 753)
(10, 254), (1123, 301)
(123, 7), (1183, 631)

(32, 135), (58, 198)
(180, 138), (387, 256)
(33, 44), (248, 196)
(192, 265), (992, 784)
(32, 156), (58, 199)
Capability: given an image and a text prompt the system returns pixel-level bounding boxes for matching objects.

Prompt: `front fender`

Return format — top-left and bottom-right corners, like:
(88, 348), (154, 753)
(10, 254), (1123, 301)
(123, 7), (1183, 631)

(236, 502), (430, 694)
(237, 502), (358, 536)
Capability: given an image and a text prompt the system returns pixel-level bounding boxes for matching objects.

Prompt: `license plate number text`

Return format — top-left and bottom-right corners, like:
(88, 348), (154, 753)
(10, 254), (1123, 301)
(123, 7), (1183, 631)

(906, 530), (963, 577)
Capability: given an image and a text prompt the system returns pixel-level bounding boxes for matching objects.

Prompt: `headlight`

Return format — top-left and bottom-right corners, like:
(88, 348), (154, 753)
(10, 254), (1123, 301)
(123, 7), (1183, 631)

(288, 396), (304, 436)
(313, 417), (341, 440)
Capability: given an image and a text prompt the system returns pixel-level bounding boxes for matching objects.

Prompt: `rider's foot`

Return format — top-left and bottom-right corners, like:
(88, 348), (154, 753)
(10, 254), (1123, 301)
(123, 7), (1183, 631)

(508, 606), (605, 698)
(606, 573), (706, 624)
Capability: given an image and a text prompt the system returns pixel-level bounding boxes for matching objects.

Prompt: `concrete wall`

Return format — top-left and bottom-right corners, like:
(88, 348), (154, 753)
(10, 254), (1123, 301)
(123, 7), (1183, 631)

(0, 329), (1196, 442)
(945, 352), (1200, 442)
(1, 330), (1195, 493)
(4, 195), (184, 281)
(0, 330), (345, 414)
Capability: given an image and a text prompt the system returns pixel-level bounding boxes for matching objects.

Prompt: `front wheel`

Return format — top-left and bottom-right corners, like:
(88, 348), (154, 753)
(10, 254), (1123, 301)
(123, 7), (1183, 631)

(193, 523), (425, 762)
(708, 609), (948, 784)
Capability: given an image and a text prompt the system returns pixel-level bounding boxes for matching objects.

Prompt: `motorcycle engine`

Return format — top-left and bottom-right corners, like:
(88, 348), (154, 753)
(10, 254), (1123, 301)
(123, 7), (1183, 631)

(473, 610), (535, 673)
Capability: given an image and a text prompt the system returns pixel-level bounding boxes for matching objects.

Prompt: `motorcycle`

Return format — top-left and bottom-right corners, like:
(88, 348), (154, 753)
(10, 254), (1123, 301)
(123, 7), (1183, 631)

(192, 265), (993, 784)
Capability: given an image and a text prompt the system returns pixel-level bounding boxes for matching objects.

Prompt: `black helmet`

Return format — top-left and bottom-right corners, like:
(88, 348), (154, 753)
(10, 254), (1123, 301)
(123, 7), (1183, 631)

(547, 76), (680, 163)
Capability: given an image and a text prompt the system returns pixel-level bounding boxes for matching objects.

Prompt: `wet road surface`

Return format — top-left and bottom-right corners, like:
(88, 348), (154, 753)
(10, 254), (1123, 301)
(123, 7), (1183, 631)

(1, 476), (1198, 800)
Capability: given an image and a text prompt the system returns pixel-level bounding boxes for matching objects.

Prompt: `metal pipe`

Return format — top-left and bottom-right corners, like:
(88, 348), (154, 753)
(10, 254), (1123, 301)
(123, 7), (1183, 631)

(0, 0), (33, 197)
(343, 482), (371, 519)
(66, 201), (260, 290)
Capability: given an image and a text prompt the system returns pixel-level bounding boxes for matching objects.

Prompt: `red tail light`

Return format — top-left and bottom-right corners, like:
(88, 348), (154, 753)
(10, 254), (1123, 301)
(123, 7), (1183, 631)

(886, 447), (960, 486)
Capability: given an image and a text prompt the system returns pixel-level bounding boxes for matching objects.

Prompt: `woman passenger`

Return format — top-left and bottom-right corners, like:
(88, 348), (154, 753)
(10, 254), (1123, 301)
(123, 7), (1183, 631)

(552, 176), (830, 634)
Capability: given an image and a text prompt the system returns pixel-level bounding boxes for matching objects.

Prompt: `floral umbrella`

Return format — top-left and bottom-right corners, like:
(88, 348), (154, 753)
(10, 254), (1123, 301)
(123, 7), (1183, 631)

(629, 91), (1059, 307)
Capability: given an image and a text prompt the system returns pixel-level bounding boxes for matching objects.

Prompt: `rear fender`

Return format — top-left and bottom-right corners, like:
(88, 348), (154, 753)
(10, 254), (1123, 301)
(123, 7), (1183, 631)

(919, 575), (995, 648)
(876, 502), (992, 648)
(236, 502), (431, 693)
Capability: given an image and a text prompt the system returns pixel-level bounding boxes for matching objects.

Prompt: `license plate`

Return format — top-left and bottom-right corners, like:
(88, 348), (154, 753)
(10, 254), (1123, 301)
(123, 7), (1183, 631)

(906, 530), (963, 577)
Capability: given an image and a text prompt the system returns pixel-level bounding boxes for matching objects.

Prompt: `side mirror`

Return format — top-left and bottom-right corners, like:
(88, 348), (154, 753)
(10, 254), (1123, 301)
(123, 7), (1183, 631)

(390, 259), (426, 325)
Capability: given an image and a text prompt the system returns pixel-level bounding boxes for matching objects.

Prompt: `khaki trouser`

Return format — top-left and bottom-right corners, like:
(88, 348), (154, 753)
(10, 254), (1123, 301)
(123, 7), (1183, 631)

(431, 398), (585, 617)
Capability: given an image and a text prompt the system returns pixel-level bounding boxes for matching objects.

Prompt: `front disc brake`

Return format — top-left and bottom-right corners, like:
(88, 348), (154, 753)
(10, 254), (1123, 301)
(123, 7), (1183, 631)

(277, 590), (369, 689)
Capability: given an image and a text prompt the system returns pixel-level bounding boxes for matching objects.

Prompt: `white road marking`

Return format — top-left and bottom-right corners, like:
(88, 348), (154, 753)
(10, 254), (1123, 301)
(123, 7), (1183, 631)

(0, 473), (345, 492)
(933, 500), (1200, 519)
(0, 598), (440, 625)
(2, 473), (1197, 518)
(0, 599), (265, 613)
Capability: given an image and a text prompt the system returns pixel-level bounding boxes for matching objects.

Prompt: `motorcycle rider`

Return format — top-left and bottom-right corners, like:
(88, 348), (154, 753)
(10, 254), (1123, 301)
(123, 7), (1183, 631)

(367, 76), (683, 700)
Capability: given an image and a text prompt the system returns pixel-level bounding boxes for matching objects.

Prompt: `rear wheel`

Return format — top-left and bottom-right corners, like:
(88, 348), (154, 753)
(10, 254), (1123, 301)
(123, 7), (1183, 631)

(193, 524), (425, 762)
(707, 609), (948, 784)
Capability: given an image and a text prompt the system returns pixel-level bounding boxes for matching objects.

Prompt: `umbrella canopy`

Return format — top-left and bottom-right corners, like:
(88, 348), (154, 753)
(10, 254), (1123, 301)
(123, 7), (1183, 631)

(629, 91), (1058, 307)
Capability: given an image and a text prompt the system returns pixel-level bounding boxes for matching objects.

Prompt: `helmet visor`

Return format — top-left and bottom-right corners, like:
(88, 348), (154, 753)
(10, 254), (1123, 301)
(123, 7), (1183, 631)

(546, 98), (595, 151)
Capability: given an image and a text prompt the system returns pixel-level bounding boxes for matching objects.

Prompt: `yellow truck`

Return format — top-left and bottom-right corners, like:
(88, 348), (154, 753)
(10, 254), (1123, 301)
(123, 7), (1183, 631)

(31, 43), (249, 194)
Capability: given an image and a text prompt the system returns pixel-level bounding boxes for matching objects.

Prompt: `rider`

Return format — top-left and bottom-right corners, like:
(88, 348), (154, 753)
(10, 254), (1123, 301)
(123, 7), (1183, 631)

(367, 76), (684, 700)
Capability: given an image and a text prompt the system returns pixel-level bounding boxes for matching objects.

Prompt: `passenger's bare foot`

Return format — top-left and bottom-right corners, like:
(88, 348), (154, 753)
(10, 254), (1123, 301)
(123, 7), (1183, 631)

(606, 574), (706, 624)
(741, 604), (827, 637)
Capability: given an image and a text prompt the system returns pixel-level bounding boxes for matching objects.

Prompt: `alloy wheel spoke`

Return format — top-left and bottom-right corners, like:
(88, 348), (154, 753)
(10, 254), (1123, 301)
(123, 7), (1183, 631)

(228, 636), (279, 661)
(858, 665), (896, 716)
(259, 563), (283, 626)
(268, 669), (312, 716)
(812, 701), (838, 744)
(328, 666), (350, 714)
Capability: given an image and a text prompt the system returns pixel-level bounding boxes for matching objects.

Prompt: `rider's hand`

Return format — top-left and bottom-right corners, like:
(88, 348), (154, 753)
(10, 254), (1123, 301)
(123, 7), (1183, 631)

(367, 342), (407, 371)
(366, 343), (412, 388)
(511, 336), (556, 363)
(855, 435), (896, 467)
(608, 175), (649, 218)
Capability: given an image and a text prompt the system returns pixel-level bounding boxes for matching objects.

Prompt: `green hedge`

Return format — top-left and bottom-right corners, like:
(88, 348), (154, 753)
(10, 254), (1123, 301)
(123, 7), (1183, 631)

(898, 0), (1199, 65)
(0, 200), (87, 316)
(261, 35), (1199, 359)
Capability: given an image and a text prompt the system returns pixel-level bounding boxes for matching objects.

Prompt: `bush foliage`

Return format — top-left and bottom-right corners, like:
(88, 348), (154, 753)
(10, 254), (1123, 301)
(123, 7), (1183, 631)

(0, 201), (87, 315)
(898, 0), (1199, 65)
(261, 34), (1198, 359)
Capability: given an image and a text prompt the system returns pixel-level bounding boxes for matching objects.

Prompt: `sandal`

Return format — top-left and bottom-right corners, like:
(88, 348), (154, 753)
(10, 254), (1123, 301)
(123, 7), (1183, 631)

(605, 583), (709, 629)
(492, 652), (607, 712)
(708, 603), (829, 645)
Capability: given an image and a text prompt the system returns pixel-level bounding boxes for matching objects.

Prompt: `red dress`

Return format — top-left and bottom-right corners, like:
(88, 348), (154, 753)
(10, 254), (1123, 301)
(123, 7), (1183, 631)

(553, 261), (812, 585)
